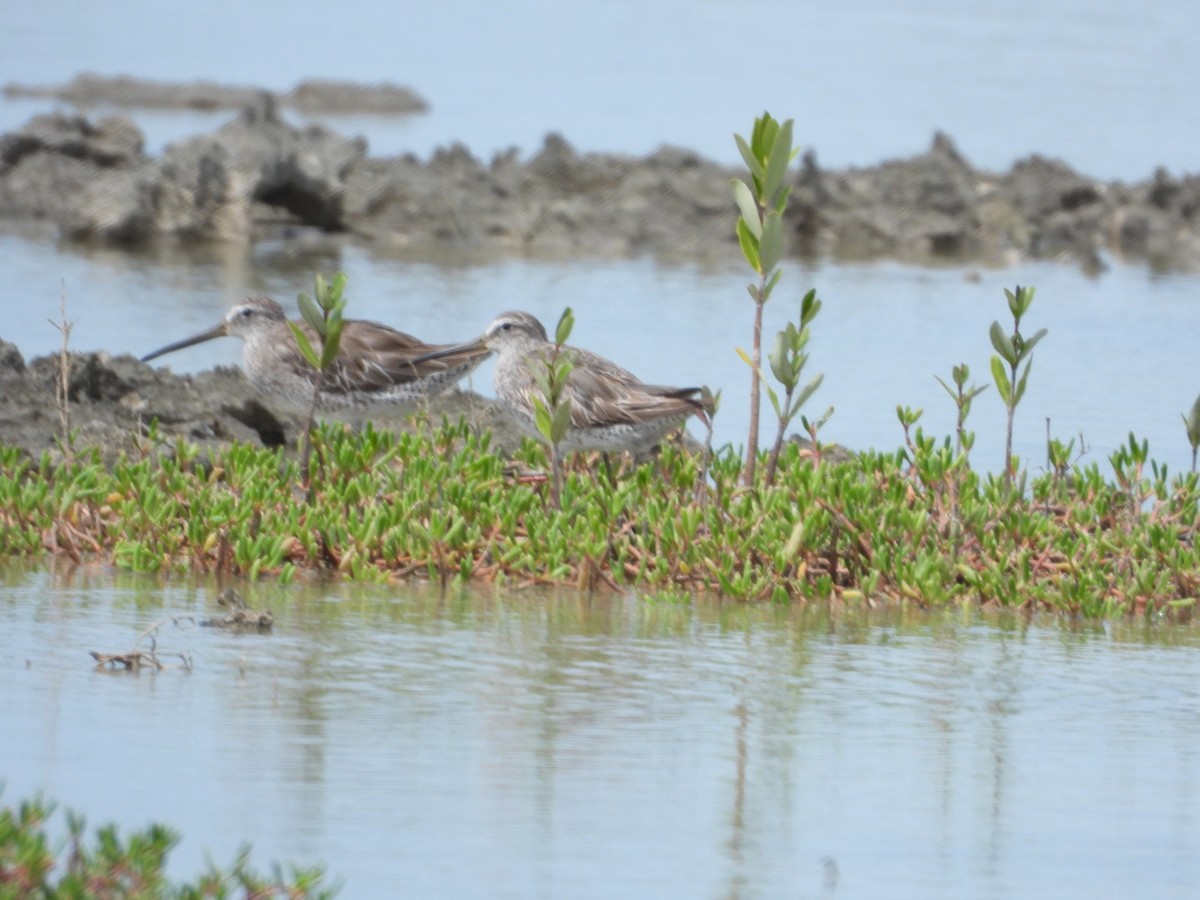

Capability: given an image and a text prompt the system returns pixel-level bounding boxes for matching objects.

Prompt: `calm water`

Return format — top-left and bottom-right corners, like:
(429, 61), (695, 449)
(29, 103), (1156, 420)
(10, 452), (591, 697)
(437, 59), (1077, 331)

(2, 564), (1200, 898)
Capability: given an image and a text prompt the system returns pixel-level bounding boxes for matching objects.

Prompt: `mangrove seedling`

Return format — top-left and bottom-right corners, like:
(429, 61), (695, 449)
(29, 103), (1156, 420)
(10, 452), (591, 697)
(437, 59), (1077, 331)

(530, 307), (577, 509)
(732, 112), (798, 487)
(740, 288), (826, 486)
(989, 284), (1046, 482)
(935, 362), (988, 461)
(290, 272), (348, 485)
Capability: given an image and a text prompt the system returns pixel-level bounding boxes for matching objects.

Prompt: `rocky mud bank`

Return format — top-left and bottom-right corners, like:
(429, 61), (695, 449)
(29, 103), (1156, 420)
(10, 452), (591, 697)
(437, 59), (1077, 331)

(0, 339), (507, 466)
(1, 79), (1197, 273)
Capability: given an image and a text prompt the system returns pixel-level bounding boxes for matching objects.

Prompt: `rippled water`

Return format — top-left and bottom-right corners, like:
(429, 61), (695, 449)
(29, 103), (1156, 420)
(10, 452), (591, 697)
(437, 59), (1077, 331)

(3, 564), (1200, 898)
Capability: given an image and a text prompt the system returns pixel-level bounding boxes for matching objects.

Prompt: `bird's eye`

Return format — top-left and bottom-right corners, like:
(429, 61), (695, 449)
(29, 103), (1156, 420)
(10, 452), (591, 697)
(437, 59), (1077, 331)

(500, 322), (512, 331)
(240, 308), (253, 318)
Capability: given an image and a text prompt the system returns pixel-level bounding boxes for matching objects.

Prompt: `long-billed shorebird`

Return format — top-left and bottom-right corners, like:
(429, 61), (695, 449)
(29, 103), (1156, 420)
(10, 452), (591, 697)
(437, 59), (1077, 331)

(413, 310), (713, 454)
(141, 295), (489, 420)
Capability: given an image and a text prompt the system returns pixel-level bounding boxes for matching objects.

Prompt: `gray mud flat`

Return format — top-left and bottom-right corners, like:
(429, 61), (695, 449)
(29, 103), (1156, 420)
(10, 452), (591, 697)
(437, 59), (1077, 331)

(0, 340), (509, 465)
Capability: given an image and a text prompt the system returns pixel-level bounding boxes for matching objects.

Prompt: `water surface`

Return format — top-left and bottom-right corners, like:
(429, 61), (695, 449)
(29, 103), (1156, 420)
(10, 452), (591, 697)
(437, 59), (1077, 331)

(3, 564), (1199, 898)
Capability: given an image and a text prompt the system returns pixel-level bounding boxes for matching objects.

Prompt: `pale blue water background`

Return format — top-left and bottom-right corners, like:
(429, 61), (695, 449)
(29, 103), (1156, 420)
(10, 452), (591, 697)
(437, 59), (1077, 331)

(4, 566), (1200, 899)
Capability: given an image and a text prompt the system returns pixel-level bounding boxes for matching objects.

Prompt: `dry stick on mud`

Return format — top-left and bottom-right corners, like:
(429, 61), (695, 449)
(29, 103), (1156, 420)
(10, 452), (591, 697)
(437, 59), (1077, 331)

(48, 280), (73, 458)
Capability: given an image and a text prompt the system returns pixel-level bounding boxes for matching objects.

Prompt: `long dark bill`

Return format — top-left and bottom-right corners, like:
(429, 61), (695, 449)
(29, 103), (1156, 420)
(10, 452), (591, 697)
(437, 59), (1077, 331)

(409, 338), (489, 366)
(141, 322), (228, 363)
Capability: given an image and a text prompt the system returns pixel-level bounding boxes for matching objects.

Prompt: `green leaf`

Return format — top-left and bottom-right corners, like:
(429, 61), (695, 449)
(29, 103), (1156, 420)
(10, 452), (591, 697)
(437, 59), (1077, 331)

(800, 288), (819, 324)
(1006, 284), (1035, 317)
(1185, 393), (1200, 447)
(990, 355), (1012, 403)
(1022, 327), (1048, 355)
(790, 372), (823, 414)
(768, 331), (789, 386)
(762, 118), (794, 204)
(319, 327), (343, 370)
(330, 271), (348, 302)
(550, 398), (573, 444)
(759, 210), (784, 274)
(934, 374), (956, 401)
(327, 301), (345, 333)
(532, 396), (552, 441)
(735, 346), (756, 369)
(1014, 358), (1033, 405)
(736, 218), (761, 273)
(734, 134), (763, 182)
(297, 292), (325, 335)
(732, 179), (761, 239)
(764, 382), (783, 417)
(287, 322), (321, 369)
(774, 185), (793, 216)
(554, 307), (575, 345)
(989, 321), (1015, 364)
(756, 115), (779, 160)
(764, 268), (783, 300)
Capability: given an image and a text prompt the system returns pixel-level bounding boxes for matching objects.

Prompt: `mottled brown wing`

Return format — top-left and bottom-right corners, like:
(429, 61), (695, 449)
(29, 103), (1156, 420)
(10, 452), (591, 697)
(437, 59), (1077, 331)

(303, 320), (486, 396)
(561, 348), (708, 427)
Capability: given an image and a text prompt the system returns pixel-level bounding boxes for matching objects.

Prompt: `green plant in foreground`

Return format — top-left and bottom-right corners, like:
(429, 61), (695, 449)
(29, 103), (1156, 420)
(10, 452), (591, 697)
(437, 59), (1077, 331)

(6, 417), (1200, 616)
(742, 287), (828, 487)
(935, 362), (987, 460)
(989, 284), (1047, 482)
(290, 272), (349, 487)
(733, 112), (797, 487)
(0, 791), (337, 897)
(530, 307), (577, 510)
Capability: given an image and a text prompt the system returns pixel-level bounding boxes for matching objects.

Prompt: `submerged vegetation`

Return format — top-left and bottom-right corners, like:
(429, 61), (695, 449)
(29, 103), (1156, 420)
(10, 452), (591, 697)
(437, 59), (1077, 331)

(0, 414), (1198, 617)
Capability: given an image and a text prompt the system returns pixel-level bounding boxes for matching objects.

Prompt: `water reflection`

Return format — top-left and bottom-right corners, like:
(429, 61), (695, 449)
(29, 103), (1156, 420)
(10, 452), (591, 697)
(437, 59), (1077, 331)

(3, 565), (1200, 897)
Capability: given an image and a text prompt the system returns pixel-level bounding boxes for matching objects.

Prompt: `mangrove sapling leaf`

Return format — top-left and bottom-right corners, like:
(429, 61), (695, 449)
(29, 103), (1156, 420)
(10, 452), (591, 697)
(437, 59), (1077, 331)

(734, 134), (763, 181)
(1022, 327), (1048, 355)
(759, 211), (784, 273)
(736, 218), (761, 272)
(287, 323), (321, 369)
(554, 307), (576, 345)
(732, 180), (761, 238)
(790, 373), (824, 417)
(298, 292), (325, 335)
(762, 119), (795, 201)
(990, 356), (1012, 402)
(989, 321), (1016, 365)
(1014, 358), (1033, 406)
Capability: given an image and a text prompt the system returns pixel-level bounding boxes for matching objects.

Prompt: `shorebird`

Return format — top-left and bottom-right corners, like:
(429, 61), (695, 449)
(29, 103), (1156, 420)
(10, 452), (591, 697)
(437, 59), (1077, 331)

(141, 295), (489, 420)
(413, 310), (713, 454)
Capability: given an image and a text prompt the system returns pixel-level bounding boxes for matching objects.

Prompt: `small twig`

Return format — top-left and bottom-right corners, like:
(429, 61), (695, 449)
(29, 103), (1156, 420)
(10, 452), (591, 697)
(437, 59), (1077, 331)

(48, 279), (74, 459)
(92, 616), (195, 671)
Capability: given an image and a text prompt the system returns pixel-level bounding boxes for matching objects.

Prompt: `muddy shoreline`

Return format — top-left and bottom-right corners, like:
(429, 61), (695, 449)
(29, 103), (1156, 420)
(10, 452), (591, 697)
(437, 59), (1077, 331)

(0, 339), (514, 466)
